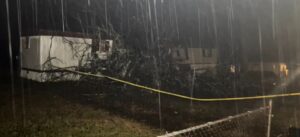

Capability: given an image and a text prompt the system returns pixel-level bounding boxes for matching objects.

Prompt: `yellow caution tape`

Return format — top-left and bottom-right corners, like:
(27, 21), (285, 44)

(55, 66), (300, 102)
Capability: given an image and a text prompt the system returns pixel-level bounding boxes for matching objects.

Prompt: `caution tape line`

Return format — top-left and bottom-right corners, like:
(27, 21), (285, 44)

(54, 66), (300, 102)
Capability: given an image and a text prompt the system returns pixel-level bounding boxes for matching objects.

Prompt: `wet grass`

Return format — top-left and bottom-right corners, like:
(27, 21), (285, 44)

(0, 83), (161, 137)
(1, 78), (300, 137)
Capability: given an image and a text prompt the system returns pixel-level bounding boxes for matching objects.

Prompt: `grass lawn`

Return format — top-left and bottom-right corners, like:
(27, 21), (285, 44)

(0, 84), (162, 137)
(1, 77), (299, 137)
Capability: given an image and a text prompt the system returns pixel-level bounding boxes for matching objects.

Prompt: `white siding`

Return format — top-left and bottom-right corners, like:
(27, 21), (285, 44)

(21, 35), (92, 82)
(172, 48), (218, 65)
(172, 48), (218, 74)
(40, 36), (92, 70)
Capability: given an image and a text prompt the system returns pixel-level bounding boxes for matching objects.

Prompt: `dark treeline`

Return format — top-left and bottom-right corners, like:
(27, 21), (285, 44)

(5, 0), (300, 70)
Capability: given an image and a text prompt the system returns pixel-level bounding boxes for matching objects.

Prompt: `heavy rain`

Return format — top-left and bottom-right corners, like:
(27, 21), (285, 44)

(1, 0), (300, 136)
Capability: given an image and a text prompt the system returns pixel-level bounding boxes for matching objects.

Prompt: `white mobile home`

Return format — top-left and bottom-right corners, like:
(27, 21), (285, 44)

(172, 48), (218, 74)
(21, 34), (92, 82)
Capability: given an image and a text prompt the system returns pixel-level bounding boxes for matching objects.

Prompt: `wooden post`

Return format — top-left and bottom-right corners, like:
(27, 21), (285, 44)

(267, 100), (273, 137)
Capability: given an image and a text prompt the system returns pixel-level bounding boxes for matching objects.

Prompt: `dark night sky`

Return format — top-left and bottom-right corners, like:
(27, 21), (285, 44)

(1, 0), (22, 80)
(2, 0), (300, 75)
(1, 0), (10, 72)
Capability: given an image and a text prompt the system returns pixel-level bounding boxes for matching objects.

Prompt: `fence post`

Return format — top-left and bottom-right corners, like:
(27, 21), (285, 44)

(267, 99), (273, 137)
